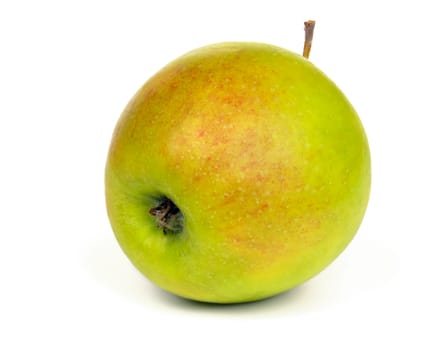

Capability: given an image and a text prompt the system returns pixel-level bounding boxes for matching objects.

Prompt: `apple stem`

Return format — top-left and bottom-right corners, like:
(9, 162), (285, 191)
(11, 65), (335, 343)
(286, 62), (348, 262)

(149, 197), (184, 234)
(303, 20), (316, 59)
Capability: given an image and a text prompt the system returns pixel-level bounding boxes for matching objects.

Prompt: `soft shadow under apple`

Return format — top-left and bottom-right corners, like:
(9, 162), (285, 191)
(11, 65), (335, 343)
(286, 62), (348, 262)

(83, 232), (399, 314)
(151, 284), (308, 315)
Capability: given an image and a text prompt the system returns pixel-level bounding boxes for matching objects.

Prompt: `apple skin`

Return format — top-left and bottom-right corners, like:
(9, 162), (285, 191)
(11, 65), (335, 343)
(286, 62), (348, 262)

(105, 42), (371, 303)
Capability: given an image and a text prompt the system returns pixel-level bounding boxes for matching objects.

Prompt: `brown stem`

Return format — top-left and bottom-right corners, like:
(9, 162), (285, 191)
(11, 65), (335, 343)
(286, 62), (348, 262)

(303, 20), (316, 59)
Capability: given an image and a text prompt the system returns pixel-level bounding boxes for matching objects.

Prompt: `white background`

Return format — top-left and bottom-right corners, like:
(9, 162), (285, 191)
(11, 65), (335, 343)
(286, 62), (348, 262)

(1, 0), (435, 349)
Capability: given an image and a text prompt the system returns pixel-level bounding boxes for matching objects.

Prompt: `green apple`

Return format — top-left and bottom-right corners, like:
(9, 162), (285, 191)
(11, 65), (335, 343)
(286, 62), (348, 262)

(105, 41), (371, 303)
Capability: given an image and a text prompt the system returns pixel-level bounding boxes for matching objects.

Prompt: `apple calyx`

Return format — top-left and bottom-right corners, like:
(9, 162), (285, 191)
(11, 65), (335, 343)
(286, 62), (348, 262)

(149, 197), (184, 234)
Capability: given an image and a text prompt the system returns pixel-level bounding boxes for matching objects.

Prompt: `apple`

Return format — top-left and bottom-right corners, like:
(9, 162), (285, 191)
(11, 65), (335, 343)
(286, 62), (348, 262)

(105, 35), (371, 303)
